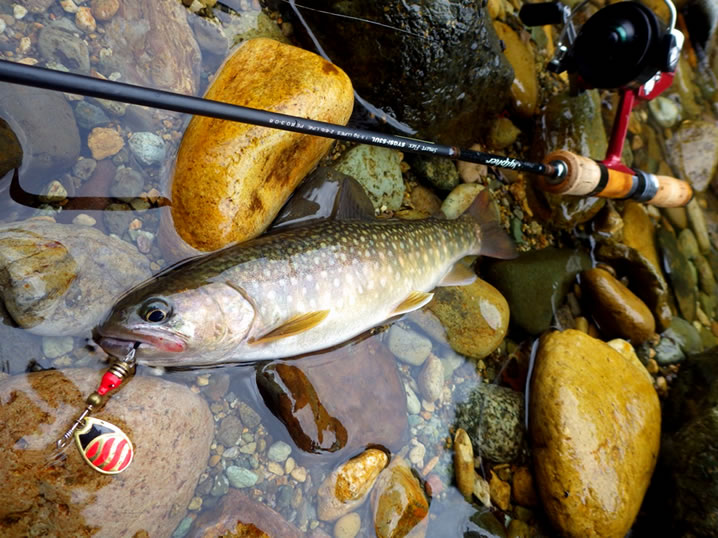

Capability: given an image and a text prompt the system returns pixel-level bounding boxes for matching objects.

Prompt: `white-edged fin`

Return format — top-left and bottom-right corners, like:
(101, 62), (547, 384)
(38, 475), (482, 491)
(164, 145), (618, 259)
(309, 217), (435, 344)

(437, 263), (477, 287)
(248, 310), (330, 345)
(390, 291), (434, 316)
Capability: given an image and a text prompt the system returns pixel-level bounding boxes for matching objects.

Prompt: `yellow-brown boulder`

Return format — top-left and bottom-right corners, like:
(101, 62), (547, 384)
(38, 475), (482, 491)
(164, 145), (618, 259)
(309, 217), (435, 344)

(168, 38), (354, 251)
(530, 329), (660, 538)
(492, 22), (538, 117)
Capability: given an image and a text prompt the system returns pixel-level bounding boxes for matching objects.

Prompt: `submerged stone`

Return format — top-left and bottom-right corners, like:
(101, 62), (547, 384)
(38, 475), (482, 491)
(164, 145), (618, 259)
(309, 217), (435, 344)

(657, 227), (697, 321)
(493, 22), (538, 118)
(666, 120), (718, 192)
(0, 369), (213, 537)
(287, 0), (513, 145)
(167, 38), (354, 251)
(334, 145), (405, 211)
(530, 330), (660, 538)
(482, 247), (591, 335)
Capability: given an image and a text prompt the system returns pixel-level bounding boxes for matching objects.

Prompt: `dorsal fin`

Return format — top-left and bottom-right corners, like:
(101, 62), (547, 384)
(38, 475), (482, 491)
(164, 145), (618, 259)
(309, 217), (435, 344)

(248, 310), (330, 345)
(390, 291), (434, 316)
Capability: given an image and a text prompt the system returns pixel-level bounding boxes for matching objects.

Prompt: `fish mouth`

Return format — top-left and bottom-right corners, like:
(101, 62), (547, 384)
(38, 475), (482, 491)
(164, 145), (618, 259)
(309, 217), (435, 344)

(95, 327), (187, 357)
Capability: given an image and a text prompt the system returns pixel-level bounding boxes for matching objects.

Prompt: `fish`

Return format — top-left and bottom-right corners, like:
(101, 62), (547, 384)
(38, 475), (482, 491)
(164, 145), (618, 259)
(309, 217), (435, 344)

(96, 188), (516, 367)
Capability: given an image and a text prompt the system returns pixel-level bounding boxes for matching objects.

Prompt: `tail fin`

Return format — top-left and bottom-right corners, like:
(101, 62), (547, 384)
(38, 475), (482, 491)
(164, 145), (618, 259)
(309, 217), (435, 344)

(468, 189), (518, 259)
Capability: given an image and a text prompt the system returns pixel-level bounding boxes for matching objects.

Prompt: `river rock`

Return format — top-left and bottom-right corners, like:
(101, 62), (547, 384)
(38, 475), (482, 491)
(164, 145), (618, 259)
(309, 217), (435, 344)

(100, 0), (201, 95)
(657, 227), (697, 321)
(334, 145), (404, 212)
(167, 38), (353, 251)
(0, 220), (150, 336)
(581, 267), (656, 343)
(666, 120), (718, 192)
(530, 330), (660, 538)
(317, 448), (389, 521)
(454, 382), (525, 462)
(493, 22), (538, 117)
(371, 456), (429, 538)
(189, 489), (302, 538)
(409, 155), (460, 192)
(38, 24), (91, 73)
(0, 117), (22, 179)
(0, 368), (213, 537)
(483, 247), (591, 335)
(530, 90), (607, 228)
(0, 84), (80, 187)
(440, 183), (485, 220)
(622, 201), (661, 272)
(387, 324), (432, 366)
(418, 354), (444, 402)
(256, 338), (408, 457)
(287, 0), (512, 145)
(453, 428), (475, 499)
(644, 347), (718, 536)
(427, 278), (509, 359)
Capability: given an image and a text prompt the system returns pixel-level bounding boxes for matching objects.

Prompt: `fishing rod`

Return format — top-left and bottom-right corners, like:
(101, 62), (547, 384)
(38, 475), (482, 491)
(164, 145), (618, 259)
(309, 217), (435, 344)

(0, 42), (691, 207)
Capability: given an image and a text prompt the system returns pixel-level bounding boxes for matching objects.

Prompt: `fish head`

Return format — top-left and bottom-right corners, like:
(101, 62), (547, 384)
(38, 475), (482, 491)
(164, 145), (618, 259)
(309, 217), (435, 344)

(96, 281), (256, 366)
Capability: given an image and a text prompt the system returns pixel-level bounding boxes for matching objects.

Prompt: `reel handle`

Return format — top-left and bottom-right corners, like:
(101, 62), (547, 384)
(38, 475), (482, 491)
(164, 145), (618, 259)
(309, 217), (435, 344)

(540, 150), (692, 207)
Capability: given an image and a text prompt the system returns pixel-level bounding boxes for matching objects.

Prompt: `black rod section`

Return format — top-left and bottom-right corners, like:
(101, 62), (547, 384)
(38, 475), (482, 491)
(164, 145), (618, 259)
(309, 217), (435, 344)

(0, 59), (557, 177)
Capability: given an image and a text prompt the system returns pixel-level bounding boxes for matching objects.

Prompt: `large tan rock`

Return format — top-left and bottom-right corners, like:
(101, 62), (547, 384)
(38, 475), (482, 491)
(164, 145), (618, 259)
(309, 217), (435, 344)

(0, 369), (213, 537)
(530, 330), (660, 538)
(492, 22), (538, 118)
(167, 38), (354, 251)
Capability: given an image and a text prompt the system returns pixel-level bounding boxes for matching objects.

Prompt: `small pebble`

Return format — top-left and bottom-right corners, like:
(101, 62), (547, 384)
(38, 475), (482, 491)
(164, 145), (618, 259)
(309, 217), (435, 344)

(388, 325), (432, 365)
(72, 214), (96, 226)
(128, 132), (167, 166)
(226, 466), (258, 488)
(267, 461), (284, 476)
(291, 467), (307, 482)
(75, 7), (96, 32)
(334, 512), (361, 538)
(0, 19), (6, 34)
(409, 442), (426, 467)
(91, 0), (120, 20)
(267, 440), (292, 463)
(285, 457), (296, 474)
(13, 5), (28, 19)
(187, 496), (202, 511)
(61, 0), (79, 13)
(42, 336), (74, 359)
(405, 383), (421, 415)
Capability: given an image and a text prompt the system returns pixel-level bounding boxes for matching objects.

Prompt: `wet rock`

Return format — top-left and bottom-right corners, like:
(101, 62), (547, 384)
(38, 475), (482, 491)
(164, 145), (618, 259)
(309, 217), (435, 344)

(580, 267), (656, 344)
(622, 201), (661, 272)
(453, 428), (475, 499)
(656, 316), (703, 366)
(103, 203), (134, 235)
(512, 467), (538, 507)
(427, 278), (509, 359)
(0, 220), (150, 336)
(257, 339), (407, 457)
(318, 448), (389, 521)
(648, 96), (680, 128)
(0, 84), (80, 186)
(91, 0), (120, 21)
(666, 120), (718, 192)
(687, 198), (712, 253)
(289, 0), (512, 145)
(530, 330), (660, 538)
(663, 206), (688, 230)
(335, 145), (404, 212)
(408, 185), (442, 218)
(429, 502), (505, 537)
(25, 0), (54, 12)
(409, 155), (460, 192)
(418, 354), (444, 402)
(268, 441), (292, 463)
(226, 466), (258, 489)
(387, 324), (432, 366)
(334, 512), (361, 538)
(595, 240), (673, 330)
(88, 127), (124, 160)
(487, 116), (522, 150)
(0, 117), (22, 179)
(38, 25), (90, 73)
(111, 166), (145, 198)
(100, 0), (201, 95)
(217, 415), (243, 447)
(371, 457), (429, 538)
(189, 489), (301, 538)
(454, 383), (525, 462)
(405, 384), (420, 415)
(530, 90), (607, 228)
(72, 157), (97, 180)
(168, 38), (353, 252)
(483, 247), (591, 335)
(0, 369), (213, 537)
(75, 7), (97, 33)
(440, 184), (485, 220)
(41, 335), (74, 359)
(493, 22), (538, 117)
(128, 132), (166, 167)
(657, 227), (697, 321)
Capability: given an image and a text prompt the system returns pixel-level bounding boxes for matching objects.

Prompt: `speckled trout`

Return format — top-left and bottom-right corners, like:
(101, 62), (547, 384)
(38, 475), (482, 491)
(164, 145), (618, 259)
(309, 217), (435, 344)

(96, 190), (515, 366)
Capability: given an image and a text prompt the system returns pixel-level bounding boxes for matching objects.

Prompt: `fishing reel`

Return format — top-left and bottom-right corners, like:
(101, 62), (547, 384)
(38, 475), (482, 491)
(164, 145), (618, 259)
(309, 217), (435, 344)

(518, 0), (691, 206)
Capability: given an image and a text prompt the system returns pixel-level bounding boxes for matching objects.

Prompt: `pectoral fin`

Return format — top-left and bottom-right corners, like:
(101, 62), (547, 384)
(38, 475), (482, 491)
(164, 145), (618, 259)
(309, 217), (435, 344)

(437, 263), (477, 287)
(390, 291), (434, 316)
(249, 310), (330, 345)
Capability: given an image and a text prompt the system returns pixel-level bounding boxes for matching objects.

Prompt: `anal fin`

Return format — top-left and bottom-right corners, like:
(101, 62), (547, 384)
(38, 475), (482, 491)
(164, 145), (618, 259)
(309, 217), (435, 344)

(249, 310), (329, 345)
(390, 291), (434, 316)
(437, 263), (477, 287)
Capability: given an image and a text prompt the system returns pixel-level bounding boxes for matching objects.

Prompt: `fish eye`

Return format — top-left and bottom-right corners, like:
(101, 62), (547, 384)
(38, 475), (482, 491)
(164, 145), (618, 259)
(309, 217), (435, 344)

(139, 298), (172, 324)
